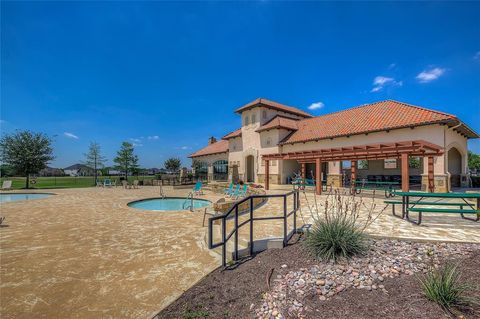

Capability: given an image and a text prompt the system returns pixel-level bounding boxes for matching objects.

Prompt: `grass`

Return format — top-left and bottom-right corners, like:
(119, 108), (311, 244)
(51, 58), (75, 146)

(0, 176), (156, 189)
(419, 263), (478, 314)
(305, 216), (368, 262)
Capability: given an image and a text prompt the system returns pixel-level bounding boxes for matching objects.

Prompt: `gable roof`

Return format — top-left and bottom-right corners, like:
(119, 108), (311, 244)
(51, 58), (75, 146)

(256, 115), (299, 133)
(235, 98), (313, 118)
(281, 100), (478, 144)
(64, 164), (93, 171)
(189, 139), (229, 158)
(222, 128), (242, 140)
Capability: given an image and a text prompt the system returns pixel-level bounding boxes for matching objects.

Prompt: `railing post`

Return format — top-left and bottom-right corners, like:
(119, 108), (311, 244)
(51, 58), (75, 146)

(234, 205), (239, 261)
(293, 192), (297, 234)
(249, 197), (254, 256)
(283, 195), (287, 247)
(222, 217), (226, 267)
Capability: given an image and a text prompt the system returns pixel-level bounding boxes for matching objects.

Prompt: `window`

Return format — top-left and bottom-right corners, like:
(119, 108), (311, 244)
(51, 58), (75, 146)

(244, 115), (249, 126)
(213, 160), (228, 174)
(358, 160), (369, 170)
(342, 161), (352, 169)
(266, 137), (272, 146)
(262, 110), (267, 119)
(251, 114), (256, 123)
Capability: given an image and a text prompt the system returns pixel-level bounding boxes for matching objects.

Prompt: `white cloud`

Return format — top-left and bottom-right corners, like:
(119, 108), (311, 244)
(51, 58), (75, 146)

(64, 132), (79, 139)
(474, 51), (480, 60)
(416, 67), (445, 83)
(132, 143), (143, 147)
(308, 102), (325, 110)
(176, 146), (190, 150)
(148, 135), (159, 140)
(370, 76), (402, 92)
(388, 63), (396, 69)
(130, 138), (141, 143)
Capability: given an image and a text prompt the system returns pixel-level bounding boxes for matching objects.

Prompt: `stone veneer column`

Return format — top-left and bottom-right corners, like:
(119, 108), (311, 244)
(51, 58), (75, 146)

(207, 164), (214, 182)
(327, 161), (342, 188)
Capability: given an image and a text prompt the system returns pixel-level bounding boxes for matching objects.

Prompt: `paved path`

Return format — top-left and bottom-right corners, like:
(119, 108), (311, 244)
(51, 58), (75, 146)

(1, 187), (220, 319)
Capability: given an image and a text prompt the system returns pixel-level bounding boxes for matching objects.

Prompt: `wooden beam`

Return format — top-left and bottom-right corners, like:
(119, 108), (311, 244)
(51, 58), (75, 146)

(265, 159), (270, 191)
(428, 156), (434, 193)
(401, 153), (409, 192)
(315, 158), (322, 195)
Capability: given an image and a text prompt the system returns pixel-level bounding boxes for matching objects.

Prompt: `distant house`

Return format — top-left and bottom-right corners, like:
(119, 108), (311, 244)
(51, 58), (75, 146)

(39, 167), (65, 177)
(108, 169), (122, 175)
(146, 168), (161, 175)
(64, 164), (95, 177)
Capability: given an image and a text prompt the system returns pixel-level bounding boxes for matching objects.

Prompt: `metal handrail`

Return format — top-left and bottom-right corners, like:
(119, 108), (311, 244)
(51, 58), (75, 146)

(208, 190), (299, 267)
(182, 192), (194, 211)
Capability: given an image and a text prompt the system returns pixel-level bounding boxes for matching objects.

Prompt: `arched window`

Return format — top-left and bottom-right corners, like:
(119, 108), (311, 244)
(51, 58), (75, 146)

(251, 113), (256, 123)
(195, 161), (208, 173)
(213, 160), (228, 174)
(262, 110), (267, 119)
(244, 115), (249, 126)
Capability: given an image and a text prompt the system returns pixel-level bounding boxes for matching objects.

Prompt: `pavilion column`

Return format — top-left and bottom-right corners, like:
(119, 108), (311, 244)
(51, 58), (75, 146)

(401, 153), (410, 192)
(351, 160), (357, 191)
(265, 159), (270, 191)
(301, 162), (306, 179)
(427, 156), (434, 193)
(315, 158), (322, 195)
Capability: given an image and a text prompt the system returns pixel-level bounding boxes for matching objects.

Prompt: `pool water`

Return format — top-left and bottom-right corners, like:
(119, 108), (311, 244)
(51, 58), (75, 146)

(0, 193), (54, 203)
(128, 197), (211, 211)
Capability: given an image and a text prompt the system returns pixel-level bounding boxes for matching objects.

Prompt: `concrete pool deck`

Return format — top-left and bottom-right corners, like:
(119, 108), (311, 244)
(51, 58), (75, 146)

(1, 186), (478, 318)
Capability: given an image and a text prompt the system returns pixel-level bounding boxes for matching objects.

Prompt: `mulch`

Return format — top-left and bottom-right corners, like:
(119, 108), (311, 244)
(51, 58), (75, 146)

(154, 235), (479, 319)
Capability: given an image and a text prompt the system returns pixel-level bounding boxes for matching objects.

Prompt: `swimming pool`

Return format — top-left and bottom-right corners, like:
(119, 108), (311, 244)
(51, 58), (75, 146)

(128, 197), (211, 211)
(0, 193), (54, 203)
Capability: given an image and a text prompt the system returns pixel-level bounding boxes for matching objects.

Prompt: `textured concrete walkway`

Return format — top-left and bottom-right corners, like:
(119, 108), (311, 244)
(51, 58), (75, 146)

(0, 187), (221, 319)
(1, 186), (478, 319)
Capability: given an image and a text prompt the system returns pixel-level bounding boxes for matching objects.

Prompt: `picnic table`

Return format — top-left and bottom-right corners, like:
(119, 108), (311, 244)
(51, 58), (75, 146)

(292, 178), (329, 192)
(351, 180), (400, 198)
(386, 191), (480, 225)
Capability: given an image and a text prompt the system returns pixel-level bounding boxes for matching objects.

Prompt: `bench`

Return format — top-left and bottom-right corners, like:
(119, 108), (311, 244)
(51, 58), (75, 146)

(407, 207), (480, 225)
(383, 200), (470, 220)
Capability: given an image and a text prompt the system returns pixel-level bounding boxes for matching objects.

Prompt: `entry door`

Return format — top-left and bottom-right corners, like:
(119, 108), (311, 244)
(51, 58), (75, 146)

(246, 156), (254, 182)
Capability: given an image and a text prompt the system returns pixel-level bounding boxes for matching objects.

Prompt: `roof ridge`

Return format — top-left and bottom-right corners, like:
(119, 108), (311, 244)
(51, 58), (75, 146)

(297, 99), (455, 124)
(384, 99), (456, 118)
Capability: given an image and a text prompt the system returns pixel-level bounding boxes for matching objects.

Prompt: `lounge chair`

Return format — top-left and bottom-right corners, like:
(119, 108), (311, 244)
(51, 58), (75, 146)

(227, 184), (240, 198)
(96, 180), (103, 187)
(1, 180), (12, 190)
(233, 184), (248, 199)
(0, 216), (5, 225)
(122, 180), (130, 189)
(223, 182), (234, 196)
(193, 181), (203, 196)
(133, 180), (139, 189)
(103, 179), (112, 187)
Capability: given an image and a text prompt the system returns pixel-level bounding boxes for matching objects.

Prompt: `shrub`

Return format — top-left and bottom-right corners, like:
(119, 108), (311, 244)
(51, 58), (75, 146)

(420, 263), (478, 313)
(304, 190), (384, 262)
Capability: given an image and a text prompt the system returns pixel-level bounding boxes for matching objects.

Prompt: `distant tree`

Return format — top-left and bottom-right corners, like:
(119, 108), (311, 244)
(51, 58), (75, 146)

(164, 158), (181, 173)
(468, 151), (480, 171)
(0, 130), (54, 188)
(113, 142), (139, 179)
(0, 164), (14, 177)
(83, 142), (107, 184)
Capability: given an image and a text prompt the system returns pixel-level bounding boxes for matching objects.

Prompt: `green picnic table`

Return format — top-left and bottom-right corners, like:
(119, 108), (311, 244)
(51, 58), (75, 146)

(352, 180), (400, 198)
(292, 178), (329, 192)
(388, 191), (480, 225)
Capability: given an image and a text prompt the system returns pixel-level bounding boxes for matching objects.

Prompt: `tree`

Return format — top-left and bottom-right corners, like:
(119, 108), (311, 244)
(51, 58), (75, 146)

(113, 142), (138, 179)
(164, 157), (181, 173)
(468, 151), (480, 171)
(0, 130), (54, 188)
(84, 142), (107, 184)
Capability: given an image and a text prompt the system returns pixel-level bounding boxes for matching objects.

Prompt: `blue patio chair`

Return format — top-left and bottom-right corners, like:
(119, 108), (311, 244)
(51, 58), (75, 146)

(103, 179), (112, 187)
(193, 181), (203, 195)
(234, 184), (248, 199)
(223, 182), (234, 196)
(227, 184), (240, 198)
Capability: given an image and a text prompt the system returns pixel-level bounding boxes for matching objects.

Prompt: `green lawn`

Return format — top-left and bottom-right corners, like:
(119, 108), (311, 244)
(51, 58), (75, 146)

(0, 176), (156, 189)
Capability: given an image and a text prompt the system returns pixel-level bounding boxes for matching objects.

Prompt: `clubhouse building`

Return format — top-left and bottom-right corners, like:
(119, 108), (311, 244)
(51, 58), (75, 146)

(190, 98), (478, 193)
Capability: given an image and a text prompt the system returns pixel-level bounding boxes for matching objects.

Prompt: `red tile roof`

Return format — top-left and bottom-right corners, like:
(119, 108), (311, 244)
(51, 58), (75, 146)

(189, 139), (229, 158)
(222, 128), (242, 140)
(256, 115), (299, 133)
(281, 100), (468, 144)
(235, 98), (312, 118)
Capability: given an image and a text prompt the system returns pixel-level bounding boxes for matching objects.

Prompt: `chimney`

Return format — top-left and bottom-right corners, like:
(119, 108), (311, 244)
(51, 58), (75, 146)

(208, 136), (217, 145)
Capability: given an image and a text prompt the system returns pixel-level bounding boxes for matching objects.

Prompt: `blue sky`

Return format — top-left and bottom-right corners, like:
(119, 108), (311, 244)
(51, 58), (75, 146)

(1, 1), (479, 168)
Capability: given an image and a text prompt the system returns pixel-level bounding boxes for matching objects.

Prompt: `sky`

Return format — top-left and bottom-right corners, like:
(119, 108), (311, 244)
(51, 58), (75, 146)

(1, 1), (479, 168)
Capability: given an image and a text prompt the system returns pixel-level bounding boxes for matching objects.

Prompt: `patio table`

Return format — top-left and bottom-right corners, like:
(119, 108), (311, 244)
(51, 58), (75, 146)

(394, 191), (480, 220)
(353, 180), (400, 197)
